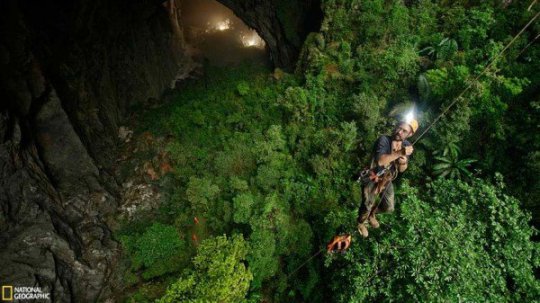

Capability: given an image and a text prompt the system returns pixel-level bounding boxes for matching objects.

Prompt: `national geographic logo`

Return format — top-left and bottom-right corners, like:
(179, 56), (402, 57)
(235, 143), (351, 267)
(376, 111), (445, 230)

(2, 285), (50, 301)
(1, 286), (12, 301)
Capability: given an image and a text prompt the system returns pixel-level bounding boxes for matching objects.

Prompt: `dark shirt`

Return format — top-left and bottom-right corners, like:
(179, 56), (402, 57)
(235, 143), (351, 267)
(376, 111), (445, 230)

(372, 135), (411, 174)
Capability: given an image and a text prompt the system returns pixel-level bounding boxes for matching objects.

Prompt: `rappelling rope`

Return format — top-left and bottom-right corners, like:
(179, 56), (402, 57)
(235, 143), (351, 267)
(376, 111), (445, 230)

(285, 247), (325, 280)
(517, 32), (540, 58)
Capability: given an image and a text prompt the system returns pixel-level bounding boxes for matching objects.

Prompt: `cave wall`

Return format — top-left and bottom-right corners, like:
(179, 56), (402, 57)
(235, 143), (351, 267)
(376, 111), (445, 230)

(0, 0), (184, 301)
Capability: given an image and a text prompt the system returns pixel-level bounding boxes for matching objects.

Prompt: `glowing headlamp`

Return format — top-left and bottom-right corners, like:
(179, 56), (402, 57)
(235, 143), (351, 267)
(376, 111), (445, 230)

(404, 109), (415, 124)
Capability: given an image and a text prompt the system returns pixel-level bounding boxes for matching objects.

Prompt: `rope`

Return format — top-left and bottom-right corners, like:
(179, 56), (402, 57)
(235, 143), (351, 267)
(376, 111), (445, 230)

(528, 0), (538, 12)
(517, 32), (540, 58)
(412, 10), (540, 146)
(285, 247), (325, 279)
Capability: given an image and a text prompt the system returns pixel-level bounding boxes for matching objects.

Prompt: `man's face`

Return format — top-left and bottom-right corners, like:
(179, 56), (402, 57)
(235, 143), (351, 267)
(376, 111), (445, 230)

(393, 123), (412, 141)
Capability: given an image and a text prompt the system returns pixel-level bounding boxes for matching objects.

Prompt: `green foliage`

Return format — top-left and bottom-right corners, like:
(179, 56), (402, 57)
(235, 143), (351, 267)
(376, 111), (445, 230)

(419, 37), (458, 61)
(328, 179), (540, 302)
(432, 142), (477, 179)
(236, 81), (250, 96)
(126, 282), (168, 303)
(120, 223), (186, 281)
(232, 193), (254, 224)
(186, 177), (220, 214)
(424, 66), (470, 103)
(158, 234), (252, 303)
(350, 93), (386, 145)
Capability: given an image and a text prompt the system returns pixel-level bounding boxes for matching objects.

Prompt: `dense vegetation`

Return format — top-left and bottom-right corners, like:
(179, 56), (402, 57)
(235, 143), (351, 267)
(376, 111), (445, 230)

(118, 1), (539, 302)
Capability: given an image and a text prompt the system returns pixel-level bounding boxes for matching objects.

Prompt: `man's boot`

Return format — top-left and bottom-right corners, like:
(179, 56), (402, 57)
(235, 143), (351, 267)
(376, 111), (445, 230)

(357, 207), (370, 238)
(357, 223), (368, 238)
(368, 213), (380, 229)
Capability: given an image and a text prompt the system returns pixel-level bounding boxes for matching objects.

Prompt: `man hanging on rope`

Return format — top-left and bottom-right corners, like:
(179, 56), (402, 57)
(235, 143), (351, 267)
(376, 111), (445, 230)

(357, 116), (418, 237)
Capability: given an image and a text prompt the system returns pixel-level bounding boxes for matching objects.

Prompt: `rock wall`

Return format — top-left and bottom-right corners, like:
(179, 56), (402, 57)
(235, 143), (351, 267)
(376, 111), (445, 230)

(0, 0), (184, 301)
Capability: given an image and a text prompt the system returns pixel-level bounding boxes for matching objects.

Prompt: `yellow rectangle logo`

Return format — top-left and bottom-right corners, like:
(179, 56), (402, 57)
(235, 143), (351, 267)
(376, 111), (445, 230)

(1, 285), (13, 301)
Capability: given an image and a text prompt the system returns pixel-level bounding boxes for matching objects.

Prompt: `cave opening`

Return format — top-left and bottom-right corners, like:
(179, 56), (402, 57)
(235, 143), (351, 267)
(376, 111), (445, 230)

(181, 0), (270, 68)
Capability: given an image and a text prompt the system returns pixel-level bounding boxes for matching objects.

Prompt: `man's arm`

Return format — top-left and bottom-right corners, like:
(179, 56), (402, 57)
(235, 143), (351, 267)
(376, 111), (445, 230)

(397, 142), (413, 172)
(374, 137), (398, 167)
(378, 152), (404, 167)
(378, 146), (413, 167)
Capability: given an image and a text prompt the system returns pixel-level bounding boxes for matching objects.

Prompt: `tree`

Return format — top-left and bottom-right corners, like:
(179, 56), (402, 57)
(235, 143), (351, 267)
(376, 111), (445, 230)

(120, 223), (186, 280)
(158, 234), (253, 303)
(432, 142), (476, 179)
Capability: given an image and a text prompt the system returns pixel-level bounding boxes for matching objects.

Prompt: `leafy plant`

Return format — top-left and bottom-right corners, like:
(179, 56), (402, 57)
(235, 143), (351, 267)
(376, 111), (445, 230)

(120, 223), (186, 281)
(236, 81), (250, 96)
(158, 234), (252, 303)
(419, 37), (458, 61)
(432, 142), (476, 179)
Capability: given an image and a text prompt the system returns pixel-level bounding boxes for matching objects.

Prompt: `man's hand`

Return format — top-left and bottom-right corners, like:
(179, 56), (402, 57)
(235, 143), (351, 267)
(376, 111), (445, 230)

(397, 155), (408, 172)
(378, 143), (413, 167)
(401, 145), (414, 156)
(397, 156), (408, 165)
(391, 140), (403, 153)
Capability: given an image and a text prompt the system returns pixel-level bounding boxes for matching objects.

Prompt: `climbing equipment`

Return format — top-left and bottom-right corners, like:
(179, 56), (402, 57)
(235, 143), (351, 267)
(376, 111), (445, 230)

(326, 234), (352, 253)
(357, 162), (399, 185)
(358, 167), (382, 184)
(285, 247), (325, 280)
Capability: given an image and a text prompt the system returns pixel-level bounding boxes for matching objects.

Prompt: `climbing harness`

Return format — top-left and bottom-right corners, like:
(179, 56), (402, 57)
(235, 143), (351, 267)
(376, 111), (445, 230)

(357, 162), (399, 185)
(358, 167), (385, 184)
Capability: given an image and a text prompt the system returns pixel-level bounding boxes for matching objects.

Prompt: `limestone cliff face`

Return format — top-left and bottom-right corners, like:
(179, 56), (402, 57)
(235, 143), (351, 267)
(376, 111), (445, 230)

(0, 0), (183, 301)
(0, 0), (319, 301)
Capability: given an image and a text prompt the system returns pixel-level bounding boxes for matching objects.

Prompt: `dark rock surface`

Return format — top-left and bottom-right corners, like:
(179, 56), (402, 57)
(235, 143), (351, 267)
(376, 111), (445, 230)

(0, 0), (183, 301)
(0, 0), (319, 301)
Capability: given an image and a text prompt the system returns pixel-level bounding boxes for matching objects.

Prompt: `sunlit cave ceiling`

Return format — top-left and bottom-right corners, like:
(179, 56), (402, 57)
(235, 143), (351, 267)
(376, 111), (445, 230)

(181, 0), (268, 67)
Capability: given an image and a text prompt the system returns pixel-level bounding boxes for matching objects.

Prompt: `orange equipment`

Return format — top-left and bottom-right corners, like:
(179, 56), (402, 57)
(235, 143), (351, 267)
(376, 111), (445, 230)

(326, 234), (352, 253)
